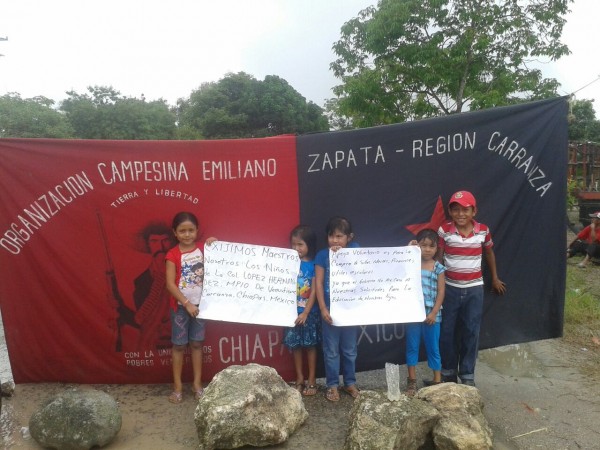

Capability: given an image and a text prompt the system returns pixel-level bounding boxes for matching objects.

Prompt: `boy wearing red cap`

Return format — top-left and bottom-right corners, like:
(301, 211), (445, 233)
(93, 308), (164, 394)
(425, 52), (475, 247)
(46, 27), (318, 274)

(437, 190), (506, 386)
(567, 211), (600, 268)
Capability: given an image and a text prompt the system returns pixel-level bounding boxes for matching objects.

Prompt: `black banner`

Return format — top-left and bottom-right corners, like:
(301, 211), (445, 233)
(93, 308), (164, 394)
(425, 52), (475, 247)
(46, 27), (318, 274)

(297, 97), (568, 371)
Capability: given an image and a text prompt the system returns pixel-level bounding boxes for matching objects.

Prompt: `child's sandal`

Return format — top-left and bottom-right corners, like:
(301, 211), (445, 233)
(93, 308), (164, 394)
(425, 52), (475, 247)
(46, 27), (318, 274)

(405, 378), (418, 398)
(342, 384), (360, 399)
(192, 388), (204, 400)
(168, 391), (183, 404)
(326, 387), (340, 402)
(302, 384), (318, 396)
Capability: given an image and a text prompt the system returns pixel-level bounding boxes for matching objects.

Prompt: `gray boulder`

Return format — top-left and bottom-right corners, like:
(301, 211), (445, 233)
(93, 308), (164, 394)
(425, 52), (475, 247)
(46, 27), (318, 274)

(417, 383), (492, 450)
(344, 384), (492, 450)
(195, 363), (308, 449)
(1, 378), (15, 397)
(344, 390), (440, 450)
(29, 388), (121, 450)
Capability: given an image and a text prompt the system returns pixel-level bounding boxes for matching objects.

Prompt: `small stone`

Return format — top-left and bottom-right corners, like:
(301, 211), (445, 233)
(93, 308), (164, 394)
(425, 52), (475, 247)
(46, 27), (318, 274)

(385, 362), (401, 401)
(20, 426), (31, 440)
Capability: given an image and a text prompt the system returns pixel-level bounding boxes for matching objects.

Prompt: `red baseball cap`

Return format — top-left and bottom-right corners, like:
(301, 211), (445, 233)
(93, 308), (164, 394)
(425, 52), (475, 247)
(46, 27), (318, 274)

(449, 190), (477, 208)
(589, 211), (600, 219)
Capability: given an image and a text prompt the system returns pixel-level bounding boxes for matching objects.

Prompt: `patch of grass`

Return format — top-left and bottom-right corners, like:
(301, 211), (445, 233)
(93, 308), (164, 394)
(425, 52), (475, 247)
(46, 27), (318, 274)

(563, 265), (600, 376)
(564, 266), (600, 327)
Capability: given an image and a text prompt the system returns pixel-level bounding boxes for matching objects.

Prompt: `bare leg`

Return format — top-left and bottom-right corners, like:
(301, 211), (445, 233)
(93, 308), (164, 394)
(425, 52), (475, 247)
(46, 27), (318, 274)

(306, 346), (317, 387)
(190, 340), (203, 392)
(171, 344), (185, 393)
(293, 348), (304, 386)
(406, 366), (418, 397)
(579, 255), (591, 268)
(407, 365), (417, 380)
(432, 369), (441, 383)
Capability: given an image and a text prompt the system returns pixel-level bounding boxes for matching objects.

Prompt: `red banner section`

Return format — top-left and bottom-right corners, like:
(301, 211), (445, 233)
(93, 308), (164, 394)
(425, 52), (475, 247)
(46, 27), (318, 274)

(0, 137), (299, 383)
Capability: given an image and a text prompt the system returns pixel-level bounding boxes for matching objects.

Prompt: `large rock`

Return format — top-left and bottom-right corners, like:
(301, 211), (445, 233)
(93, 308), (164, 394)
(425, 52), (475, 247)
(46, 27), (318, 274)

(1, 378), (15, 397)
(344, 384), (493, 450)
(417, 383), (492, 450)
(29, 388), (121, 450)
(344, 390), (440, 450)
(195, 363), (308, 449)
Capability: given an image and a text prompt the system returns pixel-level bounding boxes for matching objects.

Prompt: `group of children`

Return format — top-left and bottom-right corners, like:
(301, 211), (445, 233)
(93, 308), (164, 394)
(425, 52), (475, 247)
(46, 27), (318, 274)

(164, 190), (506, 403)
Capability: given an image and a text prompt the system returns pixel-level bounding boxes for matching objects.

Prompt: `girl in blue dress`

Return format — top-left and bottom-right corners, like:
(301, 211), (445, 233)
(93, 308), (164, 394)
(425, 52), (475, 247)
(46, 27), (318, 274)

(283, 225), (320, 396)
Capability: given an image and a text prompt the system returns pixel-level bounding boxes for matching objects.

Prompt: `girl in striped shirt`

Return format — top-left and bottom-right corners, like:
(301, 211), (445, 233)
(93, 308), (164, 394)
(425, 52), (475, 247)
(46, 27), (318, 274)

(405, 229), (446, 397)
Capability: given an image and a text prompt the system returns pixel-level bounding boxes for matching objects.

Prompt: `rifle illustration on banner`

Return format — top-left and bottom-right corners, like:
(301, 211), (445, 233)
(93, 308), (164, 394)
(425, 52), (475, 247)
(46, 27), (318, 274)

(97, 211), (133, 352)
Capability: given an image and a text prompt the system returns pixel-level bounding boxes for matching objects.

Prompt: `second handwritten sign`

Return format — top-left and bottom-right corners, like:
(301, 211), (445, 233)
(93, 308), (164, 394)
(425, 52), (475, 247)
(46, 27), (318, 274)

(330, 246), (425, 326)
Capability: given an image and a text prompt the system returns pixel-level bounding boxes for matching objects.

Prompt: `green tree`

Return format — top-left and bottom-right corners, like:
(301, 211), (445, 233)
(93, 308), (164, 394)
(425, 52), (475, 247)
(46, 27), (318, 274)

(329, 0), (572, 128)
(61, 86), (177, 139)
(178, 72), (329, 139)
(568, 99), (600, 143)
(0, 93), (73, 138)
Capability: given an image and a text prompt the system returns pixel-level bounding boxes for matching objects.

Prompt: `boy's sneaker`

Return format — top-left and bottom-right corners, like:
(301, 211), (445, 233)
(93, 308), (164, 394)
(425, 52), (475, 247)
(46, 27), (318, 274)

(462, 379), (476, 387)
(423, 379), (442, 386)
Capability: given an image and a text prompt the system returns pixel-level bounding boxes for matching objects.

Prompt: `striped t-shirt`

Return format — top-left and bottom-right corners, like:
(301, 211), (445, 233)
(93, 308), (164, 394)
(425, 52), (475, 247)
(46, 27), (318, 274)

(438, 220), (493, 288)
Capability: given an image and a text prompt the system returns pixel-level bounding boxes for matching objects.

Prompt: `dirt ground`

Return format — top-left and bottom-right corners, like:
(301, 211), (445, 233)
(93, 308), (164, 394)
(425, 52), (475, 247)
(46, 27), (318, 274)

(1, 230), (600, 449)
(2, 338), (600, 450)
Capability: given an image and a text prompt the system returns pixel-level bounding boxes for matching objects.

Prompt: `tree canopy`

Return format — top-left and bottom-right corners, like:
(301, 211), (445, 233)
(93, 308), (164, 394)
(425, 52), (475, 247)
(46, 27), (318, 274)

(178, 72), (329, 139)
(0, 93), (73, 138)
(60, 86), (177, 140)
(329, 0), (572, 128)
(568, 99), (600, 143)
(0, 75), (327, 140)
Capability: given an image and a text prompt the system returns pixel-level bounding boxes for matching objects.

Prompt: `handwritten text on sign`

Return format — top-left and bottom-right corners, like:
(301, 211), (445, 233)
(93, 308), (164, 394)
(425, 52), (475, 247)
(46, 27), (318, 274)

(200, 241), (300, 327)
(330, 246), (425, 326)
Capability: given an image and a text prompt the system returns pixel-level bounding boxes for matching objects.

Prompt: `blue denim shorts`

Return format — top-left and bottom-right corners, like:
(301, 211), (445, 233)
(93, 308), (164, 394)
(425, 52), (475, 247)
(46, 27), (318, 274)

(171, 305), (205, 345)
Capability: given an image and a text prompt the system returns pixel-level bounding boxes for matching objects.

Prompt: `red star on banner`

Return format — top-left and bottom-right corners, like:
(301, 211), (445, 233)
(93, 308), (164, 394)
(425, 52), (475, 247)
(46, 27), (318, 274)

(405, 196), (447, 236)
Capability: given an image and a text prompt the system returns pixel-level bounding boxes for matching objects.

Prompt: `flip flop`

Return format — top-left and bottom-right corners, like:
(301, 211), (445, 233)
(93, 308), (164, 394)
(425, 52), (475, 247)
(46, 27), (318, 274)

(168, 391), (183, 404)
(326, 387), (340, 402)
(302, 384), (318, 396)
(342, 385), (361, 399)
(192, 388), (204, 400)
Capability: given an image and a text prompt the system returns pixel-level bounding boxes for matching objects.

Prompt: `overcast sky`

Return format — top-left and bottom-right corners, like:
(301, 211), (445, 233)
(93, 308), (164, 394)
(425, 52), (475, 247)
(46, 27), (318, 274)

(0, 0), (598, 113)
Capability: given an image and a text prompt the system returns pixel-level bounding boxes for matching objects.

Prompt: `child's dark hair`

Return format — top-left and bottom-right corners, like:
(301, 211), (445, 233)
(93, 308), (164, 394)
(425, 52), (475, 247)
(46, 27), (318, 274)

(416, 228), (438, 245)
(190, 262), (204, 271)
(290, 225), (317, 259)
(325, 216), (353, 236)
(172, 211), (199, 230)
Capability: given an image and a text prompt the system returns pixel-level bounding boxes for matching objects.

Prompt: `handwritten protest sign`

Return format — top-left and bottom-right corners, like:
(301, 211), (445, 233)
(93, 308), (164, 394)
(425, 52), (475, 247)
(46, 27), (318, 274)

(200, 241), (300, 326)
(330, 246), (425, 326)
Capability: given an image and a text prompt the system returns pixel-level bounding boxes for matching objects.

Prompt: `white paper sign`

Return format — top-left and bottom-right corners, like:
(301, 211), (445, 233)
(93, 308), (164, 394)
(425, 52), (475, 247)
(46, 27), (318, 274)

(200, 241), (300, 326)
(329, 246), (425, 326)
